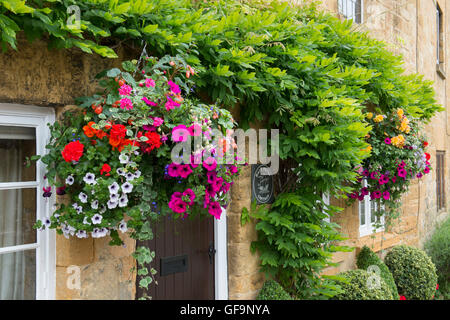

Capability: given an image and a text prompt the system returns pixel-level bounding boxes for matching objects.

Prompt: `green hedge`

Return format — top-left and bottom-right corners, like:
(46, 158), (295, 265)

(385, 245), (438, 300)
(334, 269), (393, 300)
(425, 217), (450, 298)
(257, 280), (293, 300)
(356, 246), (398, 299)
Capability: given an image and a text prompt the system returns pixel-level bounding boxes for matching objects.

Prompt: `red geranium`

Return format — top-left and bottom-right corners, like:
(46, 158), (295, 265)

(399, 295), (406, 300)
(423, 141), (429, 147)
(110, 124), (127, 139)
(100, 163), (111, 176)
(425, 153), (431, 161)
(62, 141), (84, 162)
(145, 131), (162, 150)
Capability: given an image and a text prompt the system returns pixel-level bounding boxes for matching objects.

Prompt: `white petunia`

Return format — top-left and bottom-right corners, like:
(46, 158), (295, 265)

(92, 227), (108, 238)
(118, 194), (128, 208)
(76, 206), (83, 214)
(125, 172), (135, 181)
(117, 168), (125, 176)
(43, 217), (51, 228)
(91, 214), (102, 225)
(72, 202), (79, 209)
(65, 175), (75, 185)
(76, 230), (88, 239)
(99, 205), (106, 214)
(79, 192), (88, 203)
(83, 216), (90, 225)
(121, 182), (133, 194)
(83, 173), (96, 185)
(119, 154), (129, 164)
(91, 200), (99, 210)
(108, 182), (120, 194)
(118, 220), (128, 233)
(107, 200), (118, 209)
(110, 193), (119, 202)
(134, 170), (141, 179)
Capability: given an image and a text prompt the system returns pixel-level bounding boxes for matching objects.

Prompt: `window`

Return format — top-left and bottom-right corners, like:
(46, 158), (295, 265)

(338, 0), (363, 24)
(0, 104), (55, 300)
(436, 151), (446, 211)
(359, 180), (384, 237)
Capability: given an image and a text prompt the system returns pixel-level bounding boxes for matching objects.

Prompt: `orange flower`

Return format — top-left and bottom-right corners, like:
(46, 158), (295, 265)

(109, 136), (121, 148)
(96, 130), (107, 139)
(83, 121), (97, 138)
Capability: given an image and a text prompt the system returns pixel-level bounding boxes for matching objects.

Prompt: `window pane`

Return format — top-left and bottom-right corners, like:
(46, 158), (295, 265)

(0, 188), (37, 248)
(371, 200), (377, 223)
(0, 250), (36, 299)
(0, 126), (36, 182)
(359, 201), (365, 225)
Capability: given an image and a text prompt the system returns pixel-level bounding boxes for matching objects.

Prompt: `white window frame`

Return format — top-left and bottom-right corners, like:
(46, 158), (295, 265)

(214, 207), (228, 300)
(0, 103), (55, 300)
(338, 0), (364, 24)
(359, 180), (385, 237)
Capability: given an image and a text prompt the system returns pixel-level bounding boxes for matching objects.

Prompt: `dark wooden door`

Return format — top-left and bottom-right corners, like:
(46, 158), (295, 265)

(136, 214), (215, 300)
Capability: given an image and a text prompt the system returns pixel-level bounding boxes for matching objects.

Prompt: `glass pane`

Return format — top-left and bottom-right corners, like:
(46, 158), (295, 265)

(371, 200), (377, 223)
(0, 250), (36, 299)
(0, 188), (37, 247)
(0, 126), (36, 182)
(359, 201), (365, 225)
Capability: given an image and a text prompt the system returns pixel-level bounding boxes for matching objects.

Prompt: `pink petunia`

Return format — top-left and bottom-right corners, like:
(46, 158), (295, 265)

(360, 187), (369, 196)
(424, 166), (430, 174)
(178, 164), (193, 179)
(384, 137), (391, 145)
(169, 198), (187, 214)
(208, 201), (222, 219)
(120, 98), (133, 110)
(371, 191), (382, 199)
(382, 191), (390, 200)
(167, 163), (180, 177)
(207, 171), (217, 184)
(203, 157), (217, 171)
(182, 189), (196, 206)
(171, 192), (183, 201)
(398, 168), (407, 178)
(172, 125), (190, 142)
(145, 78), (156, 88)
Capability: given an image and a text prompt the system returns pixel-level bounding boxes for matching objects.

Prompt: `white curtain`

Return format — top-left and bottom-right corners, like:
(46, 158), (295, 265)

(0, 140), (26, 299)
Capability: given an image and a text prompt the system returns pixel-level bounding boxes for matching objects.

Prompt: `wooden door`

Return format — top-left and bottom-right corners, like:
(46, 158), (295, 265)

(136, 214), (215, 300)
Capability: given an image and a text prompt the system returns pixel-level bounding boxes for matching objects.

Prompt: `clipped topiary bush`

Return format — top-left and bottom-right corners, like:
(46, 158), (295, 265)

(356, 246), (398, 299)
(257, 280), (293, 300)
(334, 269), (394, 300)
(384, 245), (438, 300)
(425, 218), (450, 297)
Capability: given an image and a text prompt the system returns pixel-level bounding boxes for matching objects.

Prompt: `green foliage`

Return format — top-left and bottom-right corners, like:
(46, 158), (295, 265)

(384, 245), (438, 300)
(425, 217), (450, 299)
(250, 193), (352, 299)
(334, 269), (394, 300)
(257, 280), (293, 300)
(356, 245), (398, 299)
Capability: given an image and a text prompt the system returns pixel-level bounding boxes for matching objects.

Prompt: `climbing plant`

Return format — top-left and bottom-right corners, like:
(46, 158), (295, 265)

(5, 0), (443, 299)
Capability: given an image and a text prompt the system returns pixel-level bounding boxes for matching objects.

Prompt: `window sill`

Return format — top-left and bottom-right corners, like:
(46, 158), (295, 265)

(437, 63), (446, 79)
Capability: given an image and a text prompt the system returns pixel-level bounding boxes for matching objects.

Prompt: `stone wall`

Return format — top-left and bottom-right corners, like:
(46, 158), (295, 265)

(0, 36), (137, 299)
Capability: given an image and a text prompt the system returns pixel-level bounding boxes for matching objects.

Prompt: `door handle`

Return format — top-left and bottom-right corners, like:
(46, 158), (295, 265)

(208, 241), (216, 265)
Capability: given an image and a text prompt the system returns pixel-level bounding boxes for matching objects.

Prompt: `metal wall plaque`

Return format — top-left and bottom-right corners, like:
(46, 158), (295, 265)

(160, 254), (188, 276)
(251, 164), (275, 204)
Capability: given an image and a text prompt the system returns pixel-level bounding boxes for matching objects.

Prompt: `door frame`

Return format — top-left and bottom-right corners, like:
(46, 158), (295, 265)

(0, 103), (56, 300)
(214, 207), (228, 299)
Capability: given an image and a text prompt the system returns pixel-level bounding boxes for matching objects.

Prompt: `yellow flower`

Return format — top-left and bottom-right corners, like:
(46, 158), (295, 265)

(399, 118), (410, 132)
(366, 112), (373, 120)
(374, 115), (384, 123)
(397, 108), (404, 118)
(391, 135), (406, 148)
(363, 145), (372, 152)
